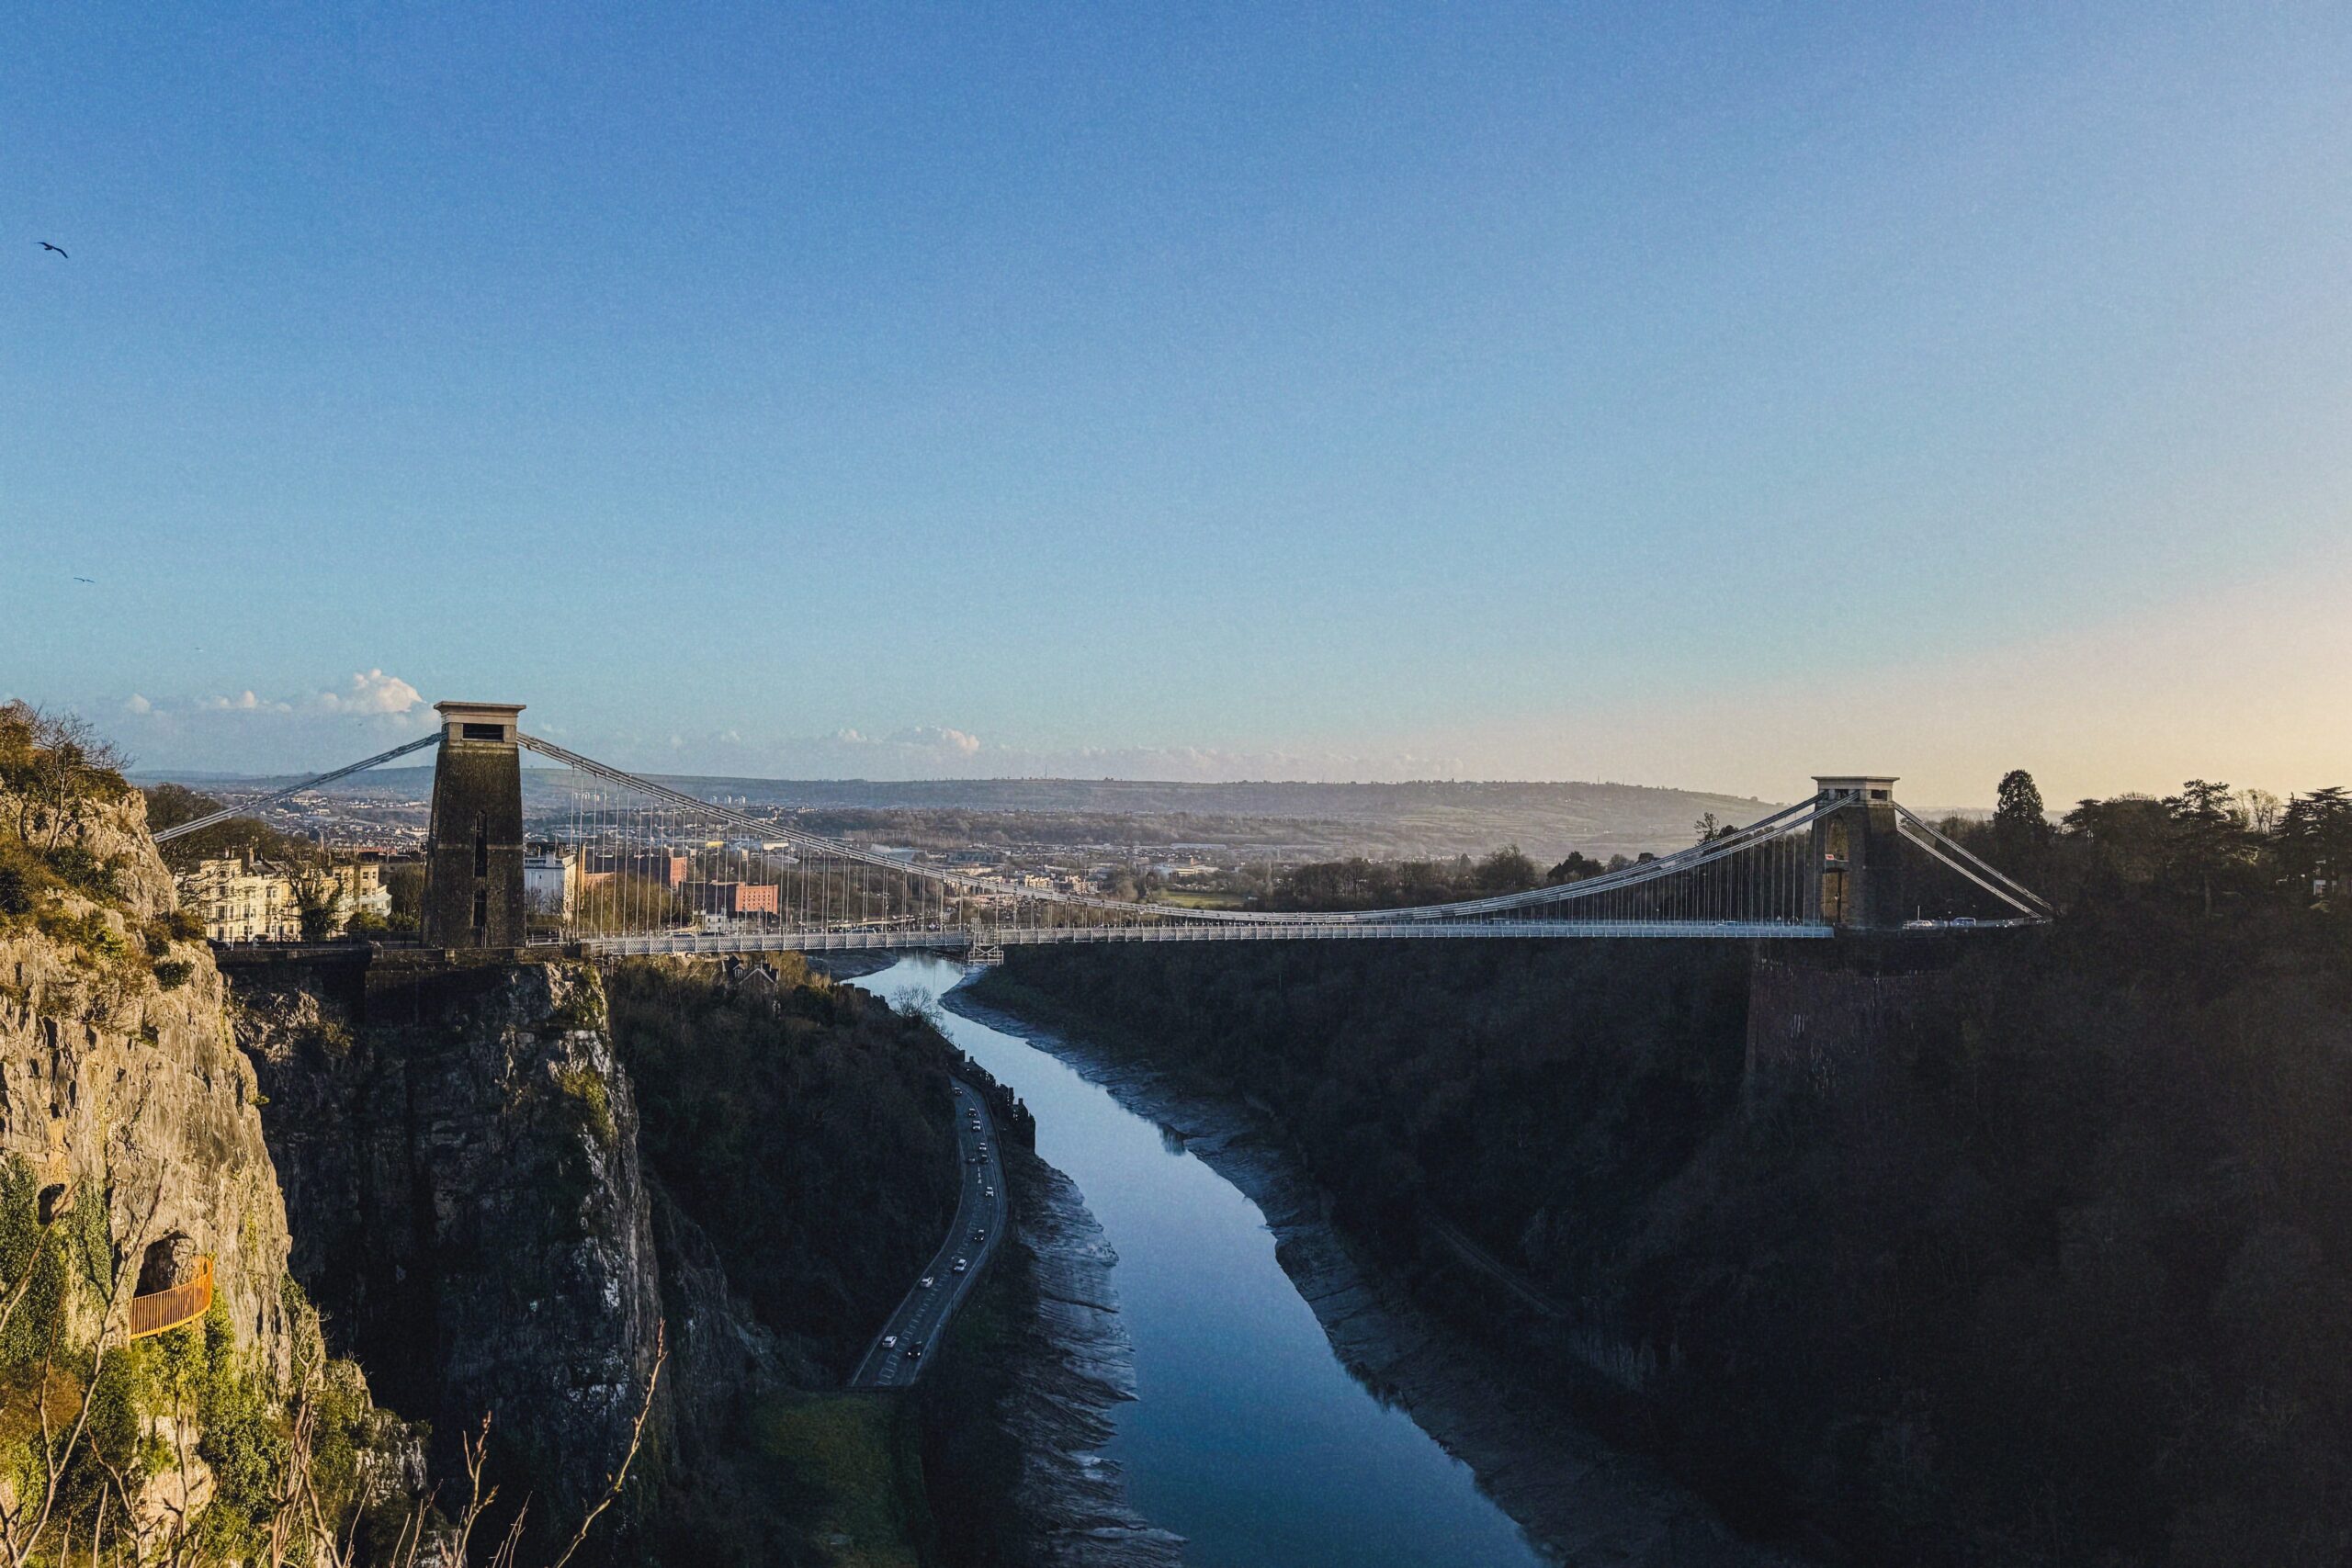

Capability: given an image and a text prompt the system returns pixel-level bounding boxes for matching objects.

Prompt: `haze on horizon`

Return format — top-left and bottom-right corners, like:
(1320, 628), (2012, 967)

(6, 5), (2349, 808)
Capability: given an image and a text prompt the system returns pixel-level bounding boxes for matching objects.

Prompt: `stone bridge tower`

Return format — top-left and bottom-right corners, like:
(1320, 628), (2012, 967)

(1808, 775), (1905, 931)
(420, 702), (527, 949)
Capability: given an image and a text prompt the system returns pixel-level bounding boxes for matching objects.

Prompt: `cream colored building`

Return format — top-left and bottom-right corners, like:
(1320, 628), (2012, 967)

(176, 853), (389, 942)
(328, 858), (391, 920)
(180, 856), (304, 942)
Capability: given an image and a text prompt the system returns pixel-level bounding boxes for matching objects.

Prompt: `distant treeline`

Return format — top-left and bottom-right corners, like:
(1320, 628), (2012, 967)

(979, 770), (2352, 1568)
(1247, 842), (1667, 910)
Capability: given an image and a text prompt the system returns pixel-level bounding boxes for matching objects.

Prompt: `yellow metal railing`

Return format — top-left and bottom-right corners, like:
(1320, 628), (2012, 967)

(129, 1256), (213, 1340)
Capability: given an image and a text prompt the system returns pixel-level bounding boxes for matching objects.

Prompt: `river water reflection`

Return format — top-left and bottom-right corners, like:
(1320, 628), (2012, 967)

(853, 954), (1553, 1568)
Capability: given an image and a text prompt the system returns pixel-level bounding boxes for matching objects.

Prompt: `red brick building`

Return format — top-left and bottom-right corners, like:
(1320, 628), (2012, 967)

(684, 880), (780, 917)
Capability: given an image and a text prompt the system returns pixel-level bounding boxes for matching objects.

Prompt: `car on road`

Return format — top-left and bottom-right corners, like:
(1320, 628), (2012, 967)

(920, 1276), (934, 1289)
(905, 1341), (922, 1360)
(985, 1186), (995, 1199)
(953, 1257), (968, 1274)
(882, 1335), (898, 1349)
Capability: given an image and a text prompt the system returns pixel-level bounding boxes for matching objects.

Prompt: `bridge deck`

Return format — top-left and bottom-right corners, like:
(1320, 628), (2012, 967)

(580, 919), (1841, 957)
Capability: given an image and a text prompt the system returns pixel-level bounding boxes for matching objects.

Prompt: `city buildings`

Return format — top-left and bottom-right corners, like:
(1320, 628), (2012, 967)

(525, 846), (577, 919)
(682, 880), (780, 918)
(179, 854), (304, 942)
(175, 851), (396, 942)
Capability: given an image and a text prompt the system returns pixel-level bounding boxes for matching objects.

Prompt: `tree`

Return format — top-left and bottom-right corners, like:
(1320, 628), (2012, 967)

(1693, 813), (1722, 844)
(143, 783), (320, 873)
(2062, 795), (2175, 894)
(1994, 770), (2049, 843)
(1548, 851), (1608, 884)
(384, 863), (425, 926)
(0, 703), (130, 850)
(2277, 787), (2352, 901)
(288, 867), (345, 942)
(2164, 779), (2250, 916)
(1472, 846), (1539, 893)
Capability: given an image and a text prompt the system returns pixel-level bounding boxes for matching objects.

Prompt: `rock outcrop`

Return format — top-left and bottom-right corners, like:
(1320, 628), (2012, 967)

(0, 787), (299, 1373)
(231, 954), (673, 1525)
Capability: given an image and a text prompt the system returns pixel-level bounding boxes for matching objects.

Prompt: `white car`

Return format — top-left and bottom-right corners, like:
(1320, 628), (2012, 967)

(920, 1276), (934, 1290)
(953, 1257), (968, 1274)
(882, 1335), (898, 1349)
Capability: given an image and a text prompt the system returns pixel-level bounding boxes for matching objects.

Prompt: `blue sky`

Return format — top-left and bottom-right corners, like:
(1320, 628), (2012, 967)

(6, 4), (2349, 802)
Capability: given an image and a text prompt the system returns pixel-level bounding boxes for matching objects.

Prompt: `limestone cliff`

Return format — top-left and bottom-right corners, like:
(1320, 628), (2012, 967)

(0, 784), (298, 1374)
(230, 955), (677, 1529)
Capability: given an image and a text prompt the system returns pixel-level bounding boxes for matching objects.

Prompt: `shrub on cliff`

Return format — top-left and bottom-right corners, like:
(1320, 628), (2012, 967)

(0, 703), (130, 852)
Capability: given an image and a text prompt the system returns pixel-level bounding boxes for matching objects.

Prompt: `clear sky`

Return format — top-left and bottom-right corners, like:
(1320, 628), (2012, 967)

(6, 4), (2348, 805)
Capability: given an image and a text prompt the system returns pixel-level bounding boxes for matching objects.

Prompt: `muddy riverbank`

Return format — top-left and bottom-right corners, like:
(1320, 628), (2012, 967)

(998, 1145), (1186, 1567)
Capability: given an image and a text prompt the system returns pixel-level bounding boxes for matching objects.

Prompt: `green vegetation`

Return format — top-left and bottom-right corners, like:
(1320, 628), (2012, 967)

(1152, 887), (1246, 909)
(982, 772), (2352, 1568)
(553, 1063), (618, 1146)
(606, 956), (967, 1377)
(747, 1394), (926, 1568)
(1254, 843), (1559, 911)
(605, 957), (1041, 1565)
(0, 703), (132, 852)
(0, 705), (139, 932)
(0, 1157), (393, 1564)
(2, 708), (217, 1014)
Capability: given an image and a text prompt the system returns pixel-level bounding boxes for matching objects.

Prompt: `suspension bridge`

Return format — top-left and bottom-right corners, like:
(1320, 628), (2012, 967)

(156, 702), (2049, 959)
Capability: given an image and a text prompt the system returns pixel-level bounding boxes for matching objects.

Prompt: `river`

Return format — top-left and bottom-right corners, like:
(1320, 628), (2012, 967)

(852, 953), (1554, 1568)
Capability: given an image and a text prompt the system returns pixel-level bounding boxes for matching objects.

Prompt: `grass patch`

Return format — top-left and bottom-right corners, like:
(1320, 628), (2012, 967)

(751, 1393), (925, 1568)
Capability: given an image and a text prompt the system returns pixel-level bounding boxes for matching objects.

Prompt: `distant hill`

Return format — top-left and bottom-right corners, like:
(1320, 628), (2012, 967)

(132, 766), (1782, 861)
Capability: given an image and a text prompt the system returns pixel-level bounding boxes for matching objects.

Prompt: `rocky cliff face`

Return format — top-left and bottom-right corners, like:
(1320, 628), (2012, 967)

(231, 954), (681, 1527)
(0, 787), (298, 1373)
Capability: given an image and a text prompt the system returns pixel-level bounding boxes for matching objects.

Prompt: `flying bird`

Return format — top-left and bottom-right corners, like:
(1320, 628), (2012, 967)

(39, 243), (67, 257)
(73, 576), (96, 584)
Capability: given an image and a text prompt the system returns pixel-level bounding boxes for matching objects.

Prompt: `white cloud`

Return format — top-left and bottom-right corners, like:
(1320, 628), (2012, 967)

(311, 669), (423, 716)
(99, 671), (436, 775)
(200, 691), (292, 713)
(888, 726), (982, 756)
